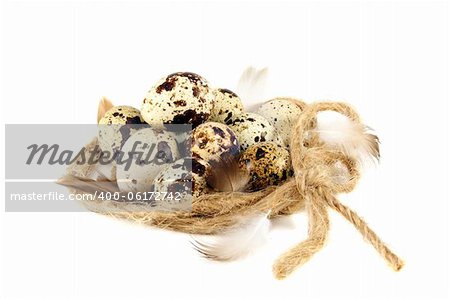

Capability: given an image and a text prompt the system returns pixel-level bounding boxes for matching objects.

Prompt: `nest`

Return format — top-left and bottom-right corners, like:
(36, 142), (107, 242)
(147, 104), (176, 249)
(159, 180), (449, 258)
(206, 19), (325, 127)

(62, 99), (403, 279)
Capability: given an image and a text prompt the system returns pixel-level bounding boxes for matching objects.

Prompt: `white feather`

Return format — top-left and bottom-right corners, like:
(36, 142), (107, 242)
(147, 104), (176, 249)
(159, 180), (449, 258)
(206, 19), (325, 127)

(315, 111), (380, 165)
(236, 66), (269, 112)
(191, 211), (271, 261)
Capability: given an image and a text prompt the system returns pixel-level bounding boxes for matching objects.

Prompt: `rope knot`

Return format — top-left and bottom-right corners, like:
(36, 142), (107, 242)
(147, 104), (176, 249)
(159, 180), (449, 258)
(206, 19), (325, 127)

(272, 100), (403, 279)
(295, 164), (335, 194)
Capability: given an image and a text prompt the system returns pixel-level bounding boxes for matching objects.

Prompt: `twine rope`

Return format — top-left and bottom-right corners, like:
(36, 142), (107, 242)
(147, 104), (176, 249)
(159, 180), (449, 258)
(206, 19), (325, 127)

(69, 100), (404, 279)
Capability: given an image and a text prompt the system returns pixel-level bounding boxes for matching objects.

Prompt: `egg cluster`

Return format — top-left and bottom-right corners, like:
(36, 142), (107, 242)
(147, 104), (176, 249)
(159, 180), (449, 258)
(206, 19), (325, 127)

(97, 72), (303, 198)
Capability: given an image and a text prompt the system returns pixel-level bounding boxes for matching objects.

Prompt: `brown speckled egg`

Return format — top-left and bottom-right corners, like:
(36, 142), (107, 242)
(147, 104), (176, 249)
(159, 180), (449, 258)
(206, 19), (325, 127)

(153, 157), (209, 199)
(239, 142), (292, 191)
(210, 88), (244, 125)
(116, 128), (180, 192)
(256, 99), (303, 148)
(141, 72), (214, 128)
(228, 112), (283, 151)
(190, 122), (240, 162)
(98, 106), (145, 155)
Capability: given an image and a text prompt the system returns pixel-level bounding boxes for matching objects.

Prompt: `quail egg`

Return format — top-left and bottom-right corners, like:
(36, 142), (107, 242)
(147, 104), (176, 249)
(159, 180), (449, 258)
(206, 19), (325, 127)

(95, 163), (117, 181)
(97, 106), (145, 156)
(210, 88), (244, 125)
(153, 157), (209, 199)
(116, 128), (180, 192)
(256, 99), (304, 147)
(141, 72), (214, 128)
(189, 122), (240, 163)
(228, 112), (283, 151)
(239, 142), (292, 191)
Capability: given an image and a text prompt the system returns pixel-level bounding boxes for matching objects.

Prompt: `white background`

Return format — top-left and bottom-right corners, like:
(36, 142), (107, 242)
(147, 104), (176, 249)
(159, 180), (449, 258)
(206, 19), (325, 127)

(1, 0), (449, 298)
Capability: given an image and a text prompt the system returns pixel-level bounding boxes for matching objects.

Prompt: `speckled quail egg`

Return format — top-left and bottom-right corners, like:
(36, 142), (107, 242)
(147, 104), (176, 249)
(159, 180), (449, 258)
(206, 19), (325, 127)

(153, 157), (209, 199)
(228, 112), (283, 151)
(189, 122), (240, 163)
(210, 88), (244, 125)
(98, 106), (145, 156)
(95, 163), (117, 181)
(238, 142), (292, 191)
(141, 72), (214, 128)
(116, 128), (180, 192)
(256, 99), (304, 148)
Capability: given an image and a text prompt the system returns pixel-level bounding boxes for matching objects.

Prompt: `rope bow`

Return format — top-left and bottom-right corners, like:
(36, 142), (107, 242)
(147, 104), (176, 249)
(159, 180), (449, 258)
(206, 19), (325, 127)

(272, 101), (403, 279)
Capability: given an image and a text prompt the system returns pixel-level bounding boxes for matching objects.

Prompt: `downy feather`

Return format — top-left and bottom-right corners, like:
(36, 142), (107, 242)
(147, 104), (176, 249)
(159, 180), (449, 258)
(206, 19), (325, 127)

(57, 174), (120, 195)
(191, 211), (271, 261)
(206, 155), (250, 192)
(315, 111), (380, 165)
(236, 66), (269, 112)
(97, 96), (114, 123)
